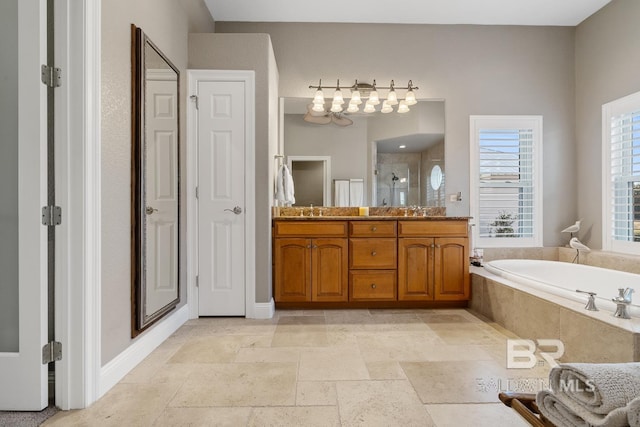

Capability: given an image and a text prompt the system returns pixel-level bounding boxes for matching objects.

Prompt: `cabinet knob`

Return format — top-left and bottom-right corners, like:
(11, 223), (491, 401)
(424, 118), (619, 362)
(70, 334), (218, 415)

(371, 226), (377, 232)
(371, 283), (377, 289)
(430, 244), (435, 248)
(313, 245), (318, 249)
(371, 251), (377, 256)
(306, 245), (311, 249)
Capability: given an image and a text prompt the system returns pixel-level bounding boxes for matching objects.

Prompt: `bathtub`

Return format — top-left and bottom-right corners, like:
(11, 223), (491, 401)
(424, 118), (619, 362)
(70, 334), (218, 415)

(484, 259), (640, 317)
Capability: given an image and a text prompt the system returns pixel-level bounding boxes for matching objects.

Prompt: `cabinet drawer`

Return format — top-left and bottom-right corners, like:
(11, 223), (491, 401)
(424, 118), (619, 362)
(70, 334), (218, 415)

(349, 238), (397, 269)
(349, 221), (397, 237)
(398, 220), (468, 237)
(350, 270), (397, 301)
(274, 221), (348, 237)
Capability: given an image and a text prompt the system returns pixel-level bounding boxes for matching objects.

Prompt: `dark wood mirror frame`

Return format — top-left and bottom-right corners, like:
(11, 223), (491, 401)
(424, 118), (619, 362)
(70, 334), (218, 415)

(131, 24), (180, 337)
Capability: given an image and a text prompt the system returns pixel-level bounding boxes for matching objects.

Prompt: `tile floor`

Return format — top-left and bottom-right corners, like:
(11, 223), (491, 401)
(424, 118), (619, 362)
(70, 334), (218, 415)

(44, 309), (551, 426)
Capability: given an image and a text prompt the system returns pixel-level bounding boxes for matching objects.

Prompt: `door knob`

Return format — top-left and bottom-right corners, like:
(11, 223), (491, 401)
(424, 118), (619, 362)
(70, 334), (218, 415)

(224, 206), (243, 215)
(145, 206), (158, 215)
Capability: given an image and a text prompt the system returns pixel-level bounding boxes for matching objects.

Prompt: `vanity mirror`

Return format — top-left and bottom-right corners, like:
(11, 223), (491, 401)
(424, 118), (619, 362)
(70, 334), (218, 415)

(131, 25), (180, 336)
(282, 98), (445, 207)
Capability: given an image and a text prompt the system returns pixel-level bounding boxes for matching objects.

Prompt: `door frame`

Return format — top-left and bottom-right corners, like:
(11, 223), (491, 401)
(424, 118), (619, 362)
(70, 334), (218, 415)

(286, 156), (332, 206)
(53, 0), (102, 409)
(186, 70), (256, 319)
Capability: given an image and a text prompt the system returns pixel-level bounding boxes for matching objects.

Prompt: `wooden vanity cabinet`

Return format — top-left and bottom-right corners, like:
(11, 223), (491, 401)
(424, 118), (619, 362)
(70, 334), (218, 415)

(348, 221), (397, 301)
(273, 218), (469, 306)
(398, 221), (469, 301)
(274, 222), (348, 302)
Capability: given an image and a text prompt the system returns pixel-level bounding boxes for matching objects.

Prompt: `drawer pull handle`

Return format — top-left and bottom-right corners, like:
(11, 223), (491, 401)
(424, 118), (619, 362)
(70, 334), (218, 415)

(371, 226), (377, 232)
(371, 283), (377, 289)
(371, 251), (377, 256)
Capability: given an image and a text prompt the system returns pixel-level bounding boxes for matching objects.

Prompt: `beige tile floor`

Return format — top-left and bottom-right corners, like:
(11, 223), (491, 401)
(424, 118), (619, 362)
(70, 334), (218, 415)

(44, 309), (551, 426)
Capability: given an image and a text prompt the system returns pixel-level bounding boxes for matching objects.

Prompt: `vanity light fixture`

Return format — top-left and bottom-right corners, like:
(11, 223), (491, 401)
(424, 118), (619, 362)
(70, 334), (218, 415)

(363, 102), (376, 113)
(386, 80), (398, 105)
(405, 80), (417, 105)
(308, 79), (419, 114)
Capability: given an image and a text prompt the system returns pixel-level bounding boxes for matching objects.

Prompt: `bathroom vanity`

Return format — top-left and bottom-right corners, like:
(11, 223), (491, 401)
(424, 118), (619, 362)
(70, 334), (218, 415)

(273, 215), (470, 308)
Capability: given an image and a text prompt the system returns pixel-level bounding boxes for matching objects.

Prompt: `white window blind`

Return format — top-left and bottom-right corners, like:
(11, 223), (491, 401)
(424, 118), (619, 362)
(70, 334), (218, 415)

(470, 116), (542, 248)
(603, 92), (640, 254)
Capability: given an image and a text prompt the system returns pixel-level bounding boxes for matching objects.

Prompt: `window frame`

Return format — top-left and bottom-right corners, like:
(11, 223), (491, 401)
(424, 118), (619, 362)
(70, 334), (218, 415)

(470, 115), (543, 248)
(602, 91), (640, 255)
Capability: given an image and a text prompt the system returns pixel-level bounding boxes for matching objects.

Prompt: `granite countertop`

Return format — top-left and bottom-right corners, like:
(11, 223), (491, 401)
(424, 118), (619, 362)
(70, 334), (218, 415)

(273, 216), (471, 221)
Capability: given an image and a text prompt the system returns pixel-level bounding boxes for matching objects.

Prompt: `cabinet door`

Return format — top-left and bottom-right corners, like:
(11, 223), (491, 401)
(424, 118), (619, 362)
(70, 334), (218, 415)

(398, 238), (435, 301)
(274, 238), (311, 302)
(434, 237), (469, 301)
(312, 238), (348, 302)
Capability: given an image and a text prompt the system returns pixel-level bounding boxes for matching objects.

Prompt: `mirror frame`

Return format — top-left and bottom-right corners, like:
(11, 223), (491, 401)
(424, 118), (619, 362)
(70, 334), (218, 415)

(131, 25), (180, 337)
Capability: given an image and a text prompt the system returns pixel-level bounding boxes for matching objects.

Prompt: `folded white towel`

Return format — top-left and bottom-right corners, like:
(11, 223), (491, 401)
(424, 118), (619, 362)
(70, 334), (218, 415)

(628, 396), (640, 427)
(537, 389), (630, 427)
(550, 363), (640, 414)
(275, 164), (295, 206)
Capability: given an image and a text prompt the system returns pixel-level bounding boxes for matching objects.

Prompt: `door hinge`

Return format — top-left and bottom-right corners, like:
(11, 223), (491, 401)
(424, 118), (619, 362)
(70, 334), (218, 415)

(41, 64), (62, 88)
(42, 341), (62, 364)
(196, 275), (199, 288)
(195, 186), (199, 199)
(190, 95), (199, 110)
(42, 206), (62, 226)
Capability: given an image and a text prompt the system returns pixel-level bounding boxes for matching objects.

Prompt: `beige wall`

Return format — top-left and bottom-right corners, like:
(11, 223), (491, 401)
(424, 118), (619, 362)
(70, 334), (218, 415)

(217, 22), (577, 247)
(575, 0), (640, 249)
(188, 33), (279, 303)
(284, 114), (369, 201)
(101, 0), (213, 365)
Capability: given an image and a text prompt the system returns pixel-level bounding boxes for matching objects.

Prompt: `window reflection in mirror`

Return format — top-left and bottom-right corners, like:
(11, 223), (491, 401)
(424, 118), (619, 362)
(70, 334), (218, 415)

(282, 98), (444, 207)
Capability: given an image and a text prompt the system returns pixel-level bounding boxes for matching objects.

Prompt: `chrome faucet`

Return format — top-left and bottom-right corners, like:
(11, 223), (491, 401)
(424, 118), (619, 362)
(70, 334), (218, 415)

(576, 290), (598, 311)
(612, 287), (634, 319)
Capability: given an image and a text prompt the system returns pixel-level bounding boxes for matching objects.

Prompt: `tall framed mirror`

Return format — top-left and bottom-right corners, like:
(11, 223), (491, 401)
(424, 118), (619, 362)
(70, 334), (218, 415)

(131, 25), (180, 336)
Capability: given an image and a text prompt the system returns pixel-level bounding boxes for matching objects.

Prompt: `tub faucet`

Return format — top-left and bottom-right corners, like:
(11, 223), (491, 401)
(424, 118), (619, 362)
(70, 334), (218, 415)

(612, 288), (634, 319)
(576, 290), (598, 311)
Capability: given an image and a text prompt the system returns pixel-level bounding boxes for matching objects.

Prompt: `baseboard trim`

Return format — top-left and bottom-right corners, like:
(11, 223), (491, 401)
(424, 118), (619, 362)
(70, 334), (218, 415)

(99, 305), (189, 397)
(252, 298), (275, 319)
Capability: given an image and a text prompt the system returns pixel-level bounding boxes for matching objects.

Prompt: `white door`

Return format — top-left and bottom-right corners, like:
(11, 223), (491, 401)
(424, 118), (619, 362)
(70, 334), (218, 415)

(145, 72), (179, 314)
(197, 81), (246, 316)
(0, 0), (49, 410)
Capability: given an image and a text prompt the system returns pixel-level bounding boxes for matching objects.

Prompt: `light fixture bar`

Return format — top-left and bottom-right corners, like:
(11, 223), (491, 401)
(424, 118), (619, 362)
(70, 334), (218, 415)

(308, 79), (419, 91)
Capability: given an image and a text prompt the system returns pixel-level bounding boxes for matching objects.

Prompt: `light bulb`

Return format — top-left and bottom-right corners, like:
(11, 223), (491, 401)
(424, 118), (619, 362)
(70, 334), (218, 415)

(312, 103), (325, 113)
(387, 89), (398, 105)
(381, 101), (393, 114)
(333, 89), (344, 105)
(351, 89), (362, 105)
(313, 89), (324, 105)
(363, 102), (376, 113)
(405, 89), (417, 105)
(397, 100), (410, 113)
(347, 103), (359, 113)
(369, 89), (380, 105)
(330, 103), (343, 113)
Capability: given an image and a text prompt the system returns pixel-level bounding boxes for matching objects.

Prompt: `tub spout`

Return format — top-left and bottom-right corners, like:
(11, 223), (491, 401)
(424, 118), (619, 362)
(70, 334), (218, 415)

(576, 290), (598, 311)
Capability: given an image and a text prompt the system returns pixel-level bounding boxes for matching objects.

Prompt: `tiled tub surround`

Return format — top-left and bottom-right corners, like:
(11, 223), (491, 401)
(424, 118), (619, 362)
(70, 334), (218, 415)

(471, 266), (640, 363)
